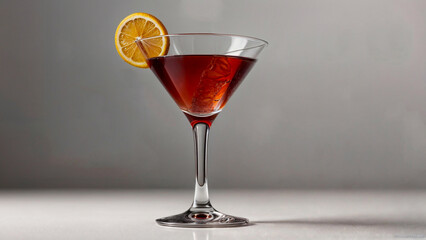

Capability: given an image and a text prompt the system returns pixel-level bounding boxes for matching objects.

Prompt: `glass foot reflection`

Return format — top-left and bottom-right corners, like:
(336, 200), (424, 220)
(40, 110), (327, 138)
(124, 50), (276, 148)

(156, 207), (249, 228)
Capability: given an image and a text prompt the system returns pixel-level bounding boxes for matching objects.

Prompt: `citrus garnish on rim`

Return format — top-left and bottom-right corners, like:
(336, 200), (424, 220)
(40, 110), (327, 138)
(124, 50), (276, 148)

(115, 13), (169, 68)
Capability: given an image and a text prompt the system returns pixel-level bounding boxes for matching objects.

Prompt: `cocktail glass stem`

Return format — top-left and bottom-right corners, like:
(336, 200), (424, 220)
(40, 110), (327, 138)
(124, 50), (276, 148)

(191, 123), (212, 209)
(155, 121), (249, 227)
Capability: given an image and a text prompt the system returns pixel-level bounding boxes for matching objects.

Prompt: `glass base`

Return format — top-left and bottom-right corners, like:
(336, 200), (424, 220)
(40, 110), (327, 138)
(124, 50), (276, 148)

(156, 207), (249, 228)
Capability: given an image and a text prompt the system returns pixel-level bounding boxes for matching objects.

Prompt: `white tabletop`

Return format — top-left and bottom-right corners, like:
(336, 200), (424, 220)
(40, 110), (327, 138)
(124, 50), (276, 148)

(1, 190), (425, 239)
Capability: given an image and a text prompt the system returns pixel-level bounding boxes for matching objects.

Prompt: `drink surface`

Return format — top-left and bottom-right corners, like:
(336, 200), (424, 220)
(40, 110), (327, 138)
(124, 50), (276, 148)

(148, 55), (256, 122)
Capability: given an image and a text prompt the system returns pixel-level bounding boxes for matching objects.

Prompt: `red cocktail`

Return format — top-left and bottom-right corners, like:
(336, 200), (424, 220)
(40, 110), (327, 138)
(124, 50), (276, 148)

(148, 55), (256, 126)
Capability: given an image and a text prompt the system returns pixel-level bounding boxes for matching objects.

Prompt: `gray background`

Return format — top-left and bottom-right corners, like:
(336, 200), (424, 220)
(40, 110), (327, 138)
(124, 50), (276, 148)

(0, 0), (425, 189)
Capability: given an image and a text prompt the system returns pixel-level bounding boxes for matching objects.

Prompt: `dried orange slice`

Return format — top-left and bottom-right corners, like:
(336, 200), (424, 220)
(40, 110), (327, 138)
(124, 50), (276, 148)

(115, 13), (169, 68)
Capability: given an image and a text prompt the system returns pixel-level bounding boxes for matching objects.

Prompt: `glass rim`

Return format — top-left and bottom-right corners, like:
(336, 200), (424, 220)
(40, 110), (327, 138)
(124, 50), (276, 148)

(136, 33), (268, 46)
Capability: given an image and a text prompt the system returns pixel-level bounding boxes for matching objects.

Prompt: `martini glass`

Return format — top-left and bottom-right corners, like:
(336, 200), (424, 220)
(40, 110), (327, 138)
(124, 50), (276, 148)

(136, 33), (267, 227)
